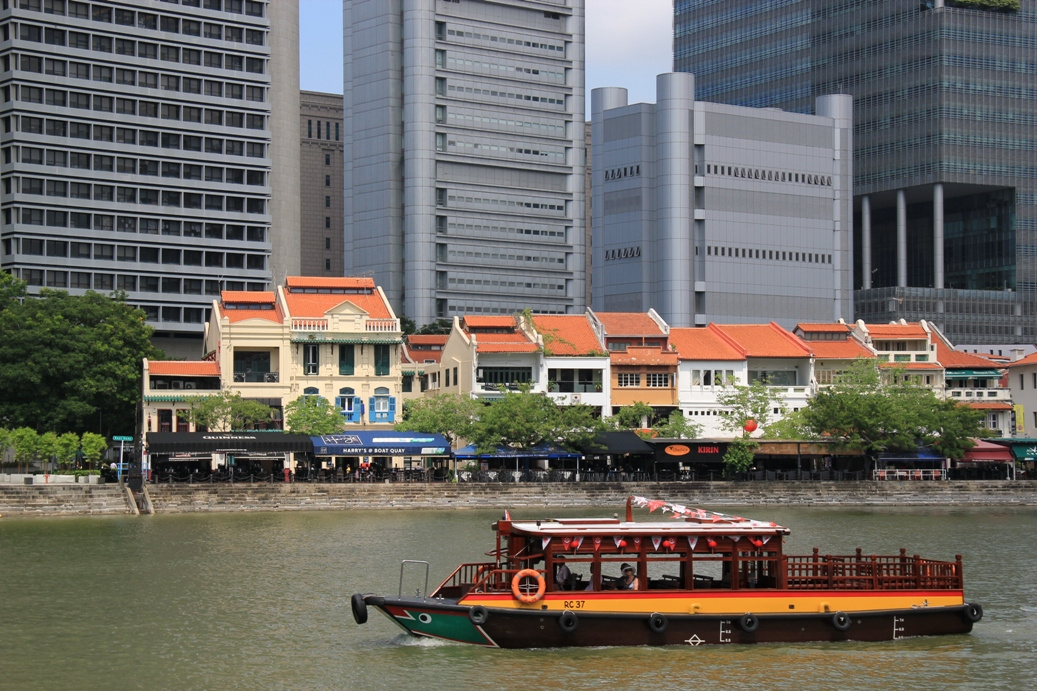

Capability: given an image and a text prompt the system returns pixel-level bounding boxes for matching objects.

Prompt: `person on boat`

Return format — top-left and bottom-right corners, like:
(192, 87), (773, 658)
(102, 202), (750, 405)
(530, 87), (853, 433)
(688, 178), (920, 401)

(616, 563), (639, 590)
(555, 559), (572, 591)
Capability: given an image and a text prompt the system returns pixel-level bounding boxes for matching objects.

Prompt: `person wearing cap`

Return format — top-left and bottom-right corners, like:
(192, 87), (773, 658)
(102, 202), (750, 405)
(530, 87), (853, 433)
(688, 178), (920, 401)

(616, 563), (639, 590)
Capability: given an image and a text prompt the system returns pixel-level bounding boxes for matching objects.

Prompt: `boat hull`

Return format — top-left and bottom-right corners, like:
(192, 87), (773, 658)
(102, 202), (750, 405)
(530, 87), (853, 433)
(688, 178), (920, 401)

(361, 595), (980, 648)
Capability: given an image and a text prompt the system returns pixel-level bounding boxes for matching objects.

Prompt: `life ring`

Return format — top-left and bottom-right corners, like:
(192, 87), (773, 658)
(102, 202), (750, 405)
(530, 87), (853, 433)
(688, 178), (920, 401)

(351, 593), (368, 625)
(739, 613), (759, 633)
(648, 612), (668, 633)
(832, 611), (851, 631)
(558, 609), (579, 633)
(468, 605), (489, 626)
(511, 569), (546, 604)
(963, 603), (983, 623)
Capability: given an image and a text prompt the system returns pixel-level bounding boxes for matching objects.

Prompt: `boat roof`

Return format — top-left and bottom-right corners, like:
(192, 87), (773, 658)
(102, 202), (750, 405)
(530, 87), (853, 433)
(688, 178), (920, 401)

(504, 497), (789, 538)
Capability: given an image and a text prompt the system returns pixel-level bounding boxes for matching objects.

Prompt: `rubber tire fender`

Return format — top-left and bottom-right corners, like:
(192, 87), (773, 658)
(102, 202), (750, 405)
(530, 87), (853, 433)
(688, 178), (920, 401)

(963, 603), (983, 623)
(832, 611), (852, 631)
(351, 593), (368, 625)
(648, 612), (668, 633)
(468, 605), (489, 626)
(739, 613), (759, 633)
(558, 609), (579, 633)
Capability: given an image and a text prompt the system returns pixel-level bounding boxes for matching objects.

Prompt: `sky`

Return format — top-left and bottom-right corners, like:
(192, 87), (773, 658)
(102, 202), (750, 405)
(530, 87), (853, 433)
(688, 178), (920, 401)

(299, 0), (674, 111)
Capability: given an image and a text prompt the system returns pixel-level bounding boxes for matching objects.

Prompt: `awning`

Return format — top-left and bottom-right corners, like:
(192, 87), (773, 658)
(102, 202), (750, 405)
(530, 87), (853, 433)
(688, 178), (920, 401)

(453, 444), (581, 460)
(312, 432), (451, 457)
(986, 438), (1037, 461)
(580, 431), (654, 456)
(647, 439), (729, 463)
(147, 432), (313, 454)
(878, 449), (945, 463)
(962, 439), (1013, 463)
(944, 369), (1002, 379)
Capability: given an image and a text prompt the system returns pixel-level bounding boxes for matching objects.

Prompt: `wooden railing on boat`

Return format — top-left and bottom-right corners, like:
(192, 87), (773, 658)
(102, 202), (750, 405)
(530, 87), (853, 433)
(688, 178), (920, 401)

(783, 548), (963, 591)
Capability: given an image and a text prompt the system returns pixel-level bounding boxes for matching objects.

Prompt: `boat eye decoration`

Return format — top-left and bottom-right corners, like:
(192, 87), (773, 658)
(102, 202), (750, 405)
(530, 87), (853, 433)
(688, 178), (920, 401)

(417, 613), (432, 624)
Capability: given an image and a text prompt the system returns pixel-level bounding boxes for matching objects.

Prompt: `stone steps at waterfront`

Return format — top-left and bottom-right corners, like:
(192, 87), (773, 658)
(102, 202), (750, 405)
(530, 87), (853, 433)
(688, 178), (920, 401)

(0, 485), (132, 516)
(3, 481), (1035, 517)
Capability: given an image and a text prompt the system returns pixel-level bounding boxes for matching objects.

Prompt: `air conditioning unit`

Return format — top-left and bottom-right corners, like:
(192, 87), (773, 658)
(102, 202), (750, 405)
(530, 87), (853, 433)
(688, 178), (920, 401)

(171, 380), (183, 389)
(184, 382), (196, 389)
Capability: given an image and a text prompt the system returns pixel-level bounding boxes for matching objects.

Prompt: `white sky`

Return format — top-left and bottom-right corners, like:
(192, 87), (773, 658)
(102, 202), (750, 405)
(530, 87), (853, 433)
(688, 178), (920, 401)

(299, 0), (674, 110)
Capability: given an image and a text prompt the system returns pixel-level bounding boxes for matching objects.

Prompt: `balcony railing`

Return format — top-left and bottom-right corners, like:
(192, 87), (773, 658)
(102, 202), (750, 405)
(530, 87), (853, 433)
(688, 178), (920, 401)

(948, 388), (1009, 399)
(233, 372), (279, 383)
(291, 318), (399, 333)
(292, 318), (328, 331)
(366, 318), (399, 332)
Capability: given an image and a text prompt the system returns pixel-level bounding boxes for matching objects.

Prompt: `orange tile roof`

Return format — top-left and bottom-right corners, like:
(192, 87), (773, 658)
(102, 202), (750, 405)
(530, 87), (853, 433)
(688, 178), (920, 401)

(796, 322), (851, 334)
(878, 361), (943, 371)
(596, 312), (664, 336)
(284, 290), (391, 319)
(473, 331), (538, 354)
(285, 276), (375, 290)
(222, 290), (275, 303)
(1006, 352), (1037, 368)
(934, 341), (1002, 369)
(711, 323), (812, 358)
(148, 361), (220, 376)
(810, 340), (874, 360)
(532, 315), (603, 356)
(406, 334), (449, 347)
(866, 323), (928, 338)
(463, 316), (516, 329)
(610, 346), (679, 366)
(965, 401), (1012, 411)
(668, 327), (745, 361)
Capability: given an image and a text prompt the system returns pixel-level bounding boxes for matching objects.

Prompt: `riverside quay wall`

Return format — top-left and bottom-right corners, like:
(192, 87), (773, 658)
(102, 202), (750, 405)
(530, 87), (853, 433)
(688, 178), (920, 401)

(2, 481), (1037, 517)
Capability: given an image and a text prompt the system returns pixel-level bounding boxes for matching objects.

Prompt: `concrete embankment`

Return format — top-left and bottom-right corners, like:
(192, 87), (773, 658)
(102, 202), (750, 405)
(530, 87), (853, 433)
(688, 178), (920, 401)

(2, 480), (1036, 517)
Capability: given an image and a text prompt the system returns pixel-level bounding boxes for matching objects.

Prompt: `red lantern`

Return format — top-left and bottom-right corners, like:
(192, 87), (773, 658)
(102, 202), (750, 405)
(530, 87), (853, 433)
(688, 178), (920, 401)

(743, 419), (758, 433)
(707, 538), (717, 549)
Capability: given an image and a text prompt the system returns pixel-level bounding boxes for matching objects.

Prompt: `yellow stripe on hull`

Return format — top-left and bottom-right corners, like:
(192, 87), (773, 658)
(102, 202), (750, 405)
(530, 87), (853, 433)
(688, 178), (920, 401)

(459, 590), (965, 615)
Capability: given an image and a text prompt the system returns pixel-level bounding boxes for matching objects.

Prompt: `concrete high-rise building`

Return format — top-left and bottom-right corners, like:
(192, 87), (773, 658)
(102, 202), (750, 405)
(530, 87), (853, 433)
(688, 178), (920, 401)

(0, 0), (299, 354)
(300, 90), (344, 277)
(673, 0), (1035, 344)
(343, 0), (586, 326)
(592, 74), (853, 327)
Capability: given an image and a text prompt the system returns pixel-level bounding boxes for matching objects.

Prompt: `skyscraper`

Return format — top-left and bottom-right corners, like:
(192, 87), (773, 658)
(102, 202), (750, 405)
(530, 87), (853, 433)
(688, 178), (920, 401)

(0, 0), (299, 355)
(343, 0), (586, 326)
(674, 0), (1033, 344)
(300, 90), (344, 277)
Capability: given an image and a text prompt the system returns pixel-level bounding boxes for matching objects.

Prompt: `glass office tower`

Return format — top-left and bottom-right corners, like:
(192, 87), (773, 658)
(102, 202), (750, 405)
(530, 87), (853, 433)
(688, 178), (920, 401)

(675, 0), (1034, 344)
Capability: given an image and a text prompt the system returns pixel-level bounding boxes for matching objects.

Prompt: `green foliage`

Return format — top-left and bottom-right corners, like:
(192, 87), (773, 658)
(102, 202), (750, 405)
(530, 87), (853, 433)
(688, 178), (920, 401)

(37, 431), (58, 469)
(800, 359), (986, 460)
(467, 385), (607, 454)
(723, 437), (759, 476)
(0, 272), (27, 310)
(715, 379), (787, 436)
(9, 427), (40, 472)
(609, 402), (656, 431)
(948, 0), (1019, 12)
(54, 432), (81, 469)
(184, 392), (273, 432)
(0, 288), (163, 436)
(414, 319), (453, 335)
(762, 408), (815, 440)
(80, 432), (108, 465)
(395, 392), (480, 447)
(283, 395), (346, 435)
(654, 410), (703, 439)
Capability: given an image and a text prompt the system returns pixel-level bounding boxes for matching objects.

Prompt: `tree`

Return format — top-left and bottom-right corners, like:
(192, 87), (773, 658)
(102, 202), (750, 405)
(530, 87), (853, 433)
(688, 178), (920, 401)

(723, 436), (759, 476)
(415, 319), (453, 335)
(609, 402), (656, 432)
(394, 392), (480, 448)
(37, 431), (58, 472)
(800, 359), (986, 460)
(715, 379), (788, 436)
(80, 432), (107, 468)
(0, 272), (27, 311)
(184, 392), (273, 432)
(54, 432), (81, 470)
(0, 288), (164, 436)
(653, 410), (703, 439)
(284, 395), (346, 435)
(10, 427), (39, 473)
(762, 408), (815, 440)
(467, 386), (607, 454)
(0, 428), (11, 467)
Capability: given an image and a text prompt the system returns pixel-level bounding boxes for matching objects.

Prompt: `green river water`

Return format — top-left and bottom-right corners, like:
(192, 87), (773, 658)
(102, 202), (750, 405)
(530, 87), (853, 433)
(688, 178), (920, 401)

(1, 505), (1035, 690)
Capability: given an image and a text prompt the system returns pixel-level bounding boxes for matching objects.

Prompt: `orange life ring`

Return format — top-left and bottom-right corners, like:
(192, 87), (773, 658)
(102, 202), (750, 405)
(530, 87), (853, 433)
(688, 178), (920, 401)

(511, 569), (546, 604)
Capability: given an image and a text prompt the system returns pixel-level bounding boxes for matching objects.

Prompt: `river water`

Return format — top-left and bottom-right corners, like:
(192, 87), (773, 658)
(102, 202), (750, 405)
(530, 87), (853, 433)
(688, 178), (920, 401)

(2, 504), (1035, 690)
